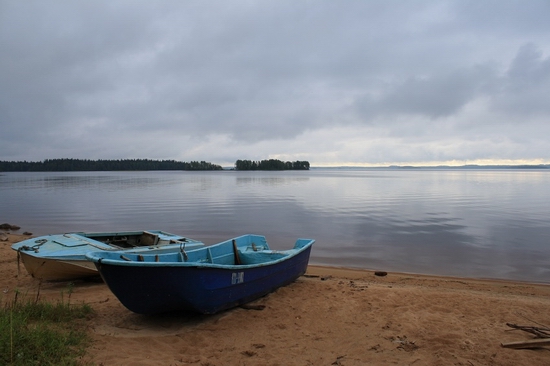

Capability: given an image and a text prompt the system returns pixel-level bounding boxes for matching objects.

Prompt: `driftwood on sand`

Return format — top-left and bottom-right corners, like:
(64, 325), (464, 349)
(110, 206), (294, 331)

(501, 323), (550, 349)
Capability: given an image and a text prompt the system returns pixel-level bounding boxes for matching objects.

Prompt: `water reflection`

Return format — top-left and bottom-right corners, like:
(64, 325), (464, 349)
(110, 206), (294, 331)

(1, 169), (550, 282)
(236, 176), (309, 186)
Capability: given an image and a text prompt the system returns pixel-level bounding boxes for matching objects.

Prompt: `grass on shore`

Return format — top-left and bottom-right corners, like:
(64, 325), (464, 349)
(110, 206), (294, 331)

(0, 284), (93, 365)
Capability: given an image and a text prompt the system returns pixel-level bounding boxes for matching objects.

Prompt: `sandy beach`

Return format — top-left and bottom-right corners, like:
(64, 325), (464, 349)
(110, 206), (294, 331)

(2, 232), (550, 365)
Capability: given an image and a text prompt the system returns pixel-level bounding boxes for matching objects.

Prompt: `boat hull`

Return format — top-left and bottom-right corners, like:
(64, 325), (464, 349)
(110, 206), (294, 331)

(89, 235), (314, 314)
(17, 252), (98, 281)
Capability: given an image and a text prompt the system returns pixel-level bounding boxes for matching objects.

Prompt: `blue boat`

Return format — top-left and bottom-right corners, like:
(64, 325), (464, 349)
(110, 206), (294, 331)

(86, 234), (314, 314)
(12, 230), (204, 281)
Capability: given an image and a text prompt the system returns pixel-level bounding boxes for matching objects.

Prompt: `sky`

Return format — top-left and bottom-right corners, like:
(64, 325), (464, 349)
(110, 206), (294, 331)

(1, 1), (550, 167)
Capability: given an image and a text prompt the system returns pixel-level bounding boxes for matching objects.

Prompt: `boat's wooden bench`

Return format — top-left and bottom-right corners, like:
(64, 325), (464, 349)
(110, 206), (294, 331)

(206, 246), (235, 265)
(120, 252), (181, 262)
(179, 245), (235, 264)
(140, 231), (160, 246)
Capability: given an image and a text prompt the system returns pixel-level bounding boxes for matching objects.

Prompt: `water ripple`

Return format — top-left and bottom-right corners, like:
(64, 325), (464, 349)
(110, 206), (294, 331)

(2, 170), (550, 282)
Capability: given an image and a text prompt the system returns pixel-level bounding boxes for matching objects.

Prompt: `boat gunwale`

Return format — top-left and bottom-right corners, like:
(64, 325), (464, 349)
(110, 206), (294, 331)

(11, 230), (203, 254)
(86, 238), (315, 270)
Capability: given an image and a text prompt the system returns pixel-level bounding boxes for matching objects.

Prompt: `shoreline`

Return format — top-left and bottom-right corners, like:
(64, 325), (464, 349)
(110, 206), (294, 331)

(308, 264), (550, 286)
(3, 233), (550, 365)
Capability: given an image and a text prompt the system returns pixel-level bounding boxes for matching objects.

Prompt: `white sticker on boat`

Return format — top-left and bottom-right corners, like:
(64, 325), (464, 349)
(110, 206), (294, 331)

(232, 272), (244, 284)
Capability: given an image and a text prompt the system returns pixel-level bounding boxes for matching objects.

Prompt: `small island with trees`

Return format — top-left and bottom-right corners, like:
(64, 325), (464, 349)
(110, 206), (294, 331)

(234, 159), (310, 170)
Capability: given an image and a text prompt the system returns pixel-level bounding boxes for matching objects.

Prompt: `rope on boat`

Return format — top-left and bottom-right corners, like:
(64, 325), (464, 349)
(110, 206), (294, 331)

(17, 238), (47, 253)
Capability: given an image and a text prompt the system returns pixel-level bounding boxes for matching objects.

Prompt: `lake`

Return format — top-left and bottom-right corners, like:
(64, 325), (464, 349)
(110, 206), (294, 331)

(1, 169), (549, 282)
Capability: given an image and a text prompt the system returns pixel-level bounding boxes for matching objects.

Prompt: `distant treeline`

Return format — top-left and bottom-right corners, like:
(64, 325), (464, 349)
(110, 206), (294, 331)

(0, 159), (223, 171)
(235, 159), (310, 170)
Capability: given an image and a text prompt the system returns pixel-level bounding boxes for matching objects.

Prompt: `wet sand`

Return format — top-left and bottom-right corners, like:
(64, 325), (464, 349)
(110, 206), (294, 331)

(2, 233), (550, 365)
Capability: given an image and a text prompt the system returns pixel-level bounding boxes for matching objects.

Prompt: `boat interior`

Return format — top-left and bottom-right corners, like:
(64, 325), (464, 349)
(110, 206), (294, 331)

(115, 238), (274, 264)
(117, 246), (289, 265)
(89, 236), (313, 266)
(83, 231), (189, 248)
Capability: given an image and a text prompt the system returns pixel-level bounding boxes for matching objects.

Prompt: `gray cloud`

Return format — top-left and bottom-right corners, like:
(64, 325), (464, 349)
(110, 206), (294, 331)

(1, 0), (549, 166)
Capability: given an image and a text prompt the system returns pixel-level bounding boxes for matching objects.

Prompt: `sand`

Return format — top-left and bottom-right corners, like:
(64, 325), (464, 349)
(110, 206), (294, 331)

(2, 232), (550, 365)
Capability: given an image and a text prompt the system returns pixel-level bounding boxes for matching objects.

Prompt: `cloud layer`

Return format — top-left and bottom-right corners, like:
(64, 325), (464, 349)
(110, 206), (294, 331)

(1, 0), (549, 166)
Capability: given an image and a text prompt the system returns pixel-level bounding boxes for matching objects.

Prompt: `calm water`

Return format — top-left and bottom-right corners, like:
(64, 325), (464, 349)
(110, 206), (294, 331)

(1, 169), (549, 282)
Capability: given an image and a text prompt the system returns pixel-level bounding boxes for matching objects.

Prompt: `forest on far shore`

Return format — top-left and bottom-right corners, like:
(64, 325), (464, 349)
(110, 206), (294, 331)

(0, 158), (311, 171)
(0, 159), (222, 171)
(234, 159), (309, 170)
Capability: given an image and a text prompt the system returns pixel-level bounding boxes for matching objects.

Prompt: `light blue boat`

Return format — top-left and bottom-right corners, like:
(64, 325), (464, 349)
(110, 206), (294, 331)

(12, 230), (204, 281)
(86, 234), (314, 314)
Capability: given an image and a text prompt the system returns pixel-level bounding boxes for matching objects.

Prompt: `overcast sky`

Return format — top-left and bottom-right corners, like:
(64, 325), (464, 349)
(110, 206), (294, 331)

(1, 1), (549, 167)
